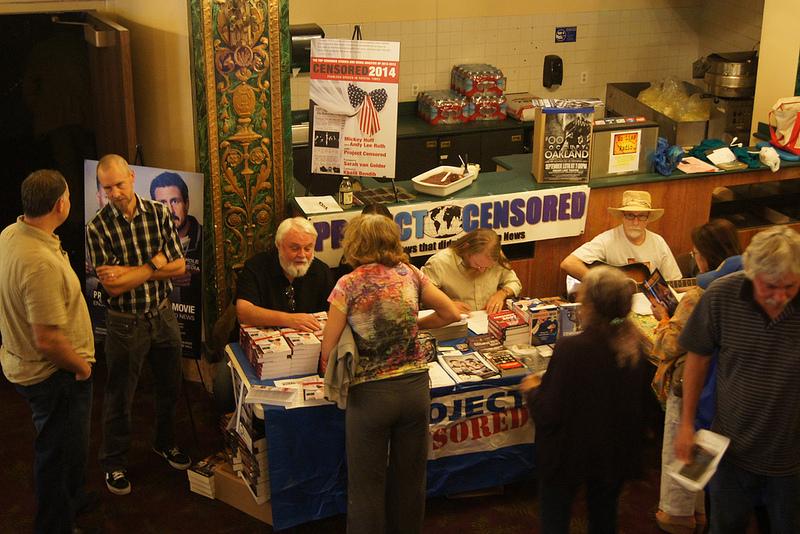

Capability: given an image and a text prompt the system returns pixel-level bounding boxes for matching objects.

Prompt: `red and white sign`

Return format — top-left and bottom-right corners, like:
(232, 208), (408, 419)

(428, 386), (534, 460)
(309, 39), (399, 178)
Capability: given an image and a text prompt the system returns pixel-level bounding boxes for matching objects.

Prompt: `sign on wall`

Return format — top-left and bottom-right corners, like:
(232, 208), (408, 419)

(308, 185), (590, 267)
(309, 39), (400, 179)
(83, 160), (204, 359)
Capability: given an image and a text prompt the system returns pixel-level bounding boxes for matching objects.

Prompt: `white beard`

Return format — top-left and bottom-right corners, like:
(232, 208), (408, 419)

(280, 255), (311, 279)
(624, 227), (645, 241)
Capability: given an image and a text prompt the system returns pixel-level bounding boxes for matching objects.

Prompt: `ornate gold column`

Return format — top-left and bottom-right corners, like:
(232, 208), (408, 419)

(190, 0), (292, 325)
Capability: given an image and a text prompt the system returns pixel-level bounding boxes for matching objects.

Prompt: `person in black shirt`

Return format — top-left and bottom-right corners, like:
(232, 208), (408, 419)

(236, 217), (334, 331)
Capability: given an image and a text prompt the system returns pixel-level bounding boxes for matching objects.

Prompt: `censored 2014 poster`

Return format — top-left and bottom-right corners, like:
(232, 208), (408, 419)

(83, 160), (204, 359)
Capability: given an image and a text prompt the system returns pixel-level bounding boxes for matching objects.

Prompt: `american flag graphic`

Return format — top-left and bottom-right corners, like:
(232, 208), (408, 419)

(348, 84), (388, 137)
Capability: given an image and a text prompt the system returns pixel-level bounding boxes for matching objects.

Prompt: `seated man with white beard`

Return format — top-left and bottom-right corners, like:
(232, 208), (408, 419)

(236, 217), (334, 332)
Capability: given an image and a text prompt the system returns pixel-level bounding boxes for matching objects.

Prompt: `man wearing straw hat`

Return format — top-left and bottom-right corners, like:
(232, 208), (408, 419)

(561, 190), (682, 282)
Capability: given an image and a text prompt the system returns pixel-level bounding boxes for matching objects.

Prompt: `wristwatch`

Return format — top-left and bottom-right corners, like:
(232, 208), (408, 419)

(146, 259), (159, 271)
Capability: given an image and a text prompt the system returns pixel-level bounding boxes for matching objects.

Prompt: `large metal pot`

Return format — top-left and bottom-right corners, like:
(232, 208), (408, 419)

(694, 51), (758, 98)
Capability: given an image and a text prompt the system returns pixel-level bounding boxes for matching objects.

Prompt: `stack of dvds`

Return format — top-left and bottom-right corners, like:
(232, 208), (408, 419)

(488, 309), (530, 346)
(187, 454), (224, 499)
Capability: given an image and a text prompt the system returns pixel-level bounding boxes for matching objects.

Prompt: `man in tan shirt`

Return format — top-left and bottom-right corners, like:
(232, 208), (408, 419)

(0, 170), (94, 534)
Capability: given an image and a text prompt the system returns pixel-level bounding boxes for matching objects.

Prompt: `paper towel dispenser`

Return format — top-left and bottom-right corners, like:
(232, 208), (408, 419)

(290, 24), (324, 73)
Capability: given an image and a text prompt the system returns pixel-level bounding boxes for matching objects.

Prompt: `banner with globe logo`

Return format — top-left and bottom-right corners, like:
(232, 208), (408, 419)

(308, 185), (590, 266)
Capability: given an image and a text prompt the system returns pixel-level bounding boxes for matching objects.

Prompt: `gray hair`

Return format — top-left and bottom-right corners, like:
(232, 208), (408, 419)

(581, 266), (647, 367)
(275, 217), (317, 246)
(743, 226), (800, 280)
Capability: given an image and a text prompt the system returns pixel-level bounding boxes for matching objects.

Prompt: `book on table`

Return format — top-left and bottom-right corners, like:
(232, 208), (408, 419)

(437, 348), (500, 383)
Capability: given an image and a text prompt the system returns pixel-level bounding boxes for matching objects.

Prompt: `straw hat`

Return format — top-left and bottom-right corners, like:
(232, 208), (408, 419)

(607, 190), (664, 222)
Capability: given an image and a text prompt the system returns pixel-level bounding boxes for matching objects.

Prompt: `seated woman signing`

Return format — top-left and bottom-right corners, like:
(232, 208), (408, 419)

(421, 228), (522, 314)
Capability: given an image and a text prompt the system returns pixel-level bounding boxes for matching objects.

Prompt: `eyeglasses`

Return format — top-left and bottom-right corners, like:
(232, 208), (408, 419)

(285, 285), (296, 312)
(622, 212), (650, 222)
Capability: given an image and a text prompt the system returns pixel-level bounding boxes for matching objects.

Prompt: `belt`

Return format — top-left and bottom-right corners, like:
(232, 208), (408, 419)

(107, 298), (170, 320)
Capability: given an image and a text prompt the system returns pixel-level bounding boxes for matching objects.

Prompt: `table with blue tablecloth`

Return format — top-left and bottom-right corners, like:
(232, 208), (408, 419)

(226, 342), (536, 530)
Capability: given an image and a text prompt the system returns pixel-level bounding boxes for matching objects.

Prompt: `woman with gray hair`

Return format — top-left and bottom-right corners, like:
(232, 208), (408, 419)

(522, 266), (651, 533)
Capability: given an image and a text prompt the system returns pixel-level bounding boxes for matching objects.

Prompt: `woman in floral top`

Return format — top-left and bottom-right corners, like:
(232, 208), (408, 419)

(321, 214), (459, 534)
(653, 219), (742, 534)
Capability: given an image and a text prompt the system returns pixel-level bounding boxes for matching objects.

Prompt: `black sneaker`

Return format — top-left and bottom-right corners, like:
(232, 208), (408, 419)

(105, 470), (131, 495)
(153, 446), (191, 470)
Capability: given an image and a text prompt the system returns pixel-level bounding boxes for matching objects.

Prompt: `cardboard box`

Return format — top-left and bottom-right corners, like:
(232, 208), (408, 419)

(531, 106), (594, 183)
(214, 461), (272, 524)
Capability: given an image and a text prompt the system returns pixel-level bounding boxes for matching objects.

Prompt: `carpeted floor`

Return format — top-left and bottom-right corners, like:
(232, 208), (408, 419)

(1, 354), (675, 534)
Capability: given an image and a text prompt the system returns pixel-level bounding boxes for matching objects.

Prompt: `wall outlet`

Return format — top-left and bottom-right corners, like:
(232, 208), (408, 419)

(411, 83), (420, 97)
(580, 71), (588, 85)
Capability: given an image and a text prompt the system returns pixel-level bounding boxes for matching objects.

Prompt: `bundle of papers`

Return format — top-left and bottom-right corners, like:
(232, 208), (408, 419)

(418, 309), (469, 341)
(427, 361), (456, 388)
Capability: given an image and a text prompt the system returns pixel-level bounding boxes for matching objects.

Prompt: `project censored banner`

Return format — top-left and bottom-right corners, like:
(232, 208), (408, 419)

(307, 185), (590, 267)
(309, 39), (399, 179)
(428, 386), (534, 459)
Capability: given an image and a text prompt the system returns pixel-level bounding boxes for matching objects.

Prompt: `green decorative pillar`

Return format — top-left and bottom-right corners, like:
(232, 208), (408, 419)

(190, 0), (293, 327)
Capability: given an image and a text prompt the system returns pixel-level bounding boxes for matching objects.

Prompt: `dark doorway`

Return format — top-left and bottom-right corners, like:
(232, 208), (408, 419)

(0, 13), (97, 278)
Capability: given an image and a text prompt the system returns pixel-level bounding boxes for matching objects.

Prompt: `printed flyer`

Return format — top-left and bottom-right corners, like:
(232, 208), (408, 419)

(309, 39), (400, 178)
(608, 129), (641, 174)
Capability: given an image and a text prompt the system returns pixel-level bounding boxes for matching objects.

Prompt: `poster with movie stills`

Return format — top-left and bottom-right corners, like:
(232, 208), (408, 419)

(309, 39), (399, 179)
(83, 160), (204, 359)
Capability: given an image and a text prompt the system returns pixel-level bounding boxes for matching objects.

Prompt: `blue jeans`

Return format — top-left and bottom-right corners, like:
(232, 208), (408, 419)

(100, 305), (182, 472)
(15, 369), (93, 534)
(539, 476), (623, 534)
(710, 457), (800, 534)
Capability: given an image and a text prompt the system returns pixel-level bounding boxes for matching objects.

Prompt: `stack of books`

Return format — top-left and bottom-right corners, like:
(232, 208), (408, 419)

(229, 402), (270, 504)
(488, 309), (530, 346)
(512, 299), (560, 346)
(250, 334), (293, 379)
(468, 333), (504, 354)
(284, 331), (322, 376)
(418, 310), (468, 341)
(240, 325), (323, 380)
(187, 454), (224, 499)
(311, 311), (327, 339)
(481, 349), (528, 377)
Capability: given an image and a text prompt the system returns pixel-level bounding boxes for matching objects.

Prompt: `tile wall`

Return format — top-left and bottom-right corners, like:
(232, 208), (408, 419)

(698, 0), (764, 55)
(290, 6), (712, 111)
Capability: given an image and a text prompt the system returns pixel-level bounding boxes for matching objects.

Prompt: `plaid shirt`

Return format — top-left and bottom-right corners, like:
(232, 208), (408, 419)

(86, 194), (184, 314)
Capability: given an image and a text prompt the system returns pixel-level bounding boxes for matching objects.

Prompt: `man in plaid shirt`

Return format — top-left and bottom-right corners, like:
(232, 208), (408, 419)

(86, 154), (190, 496)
